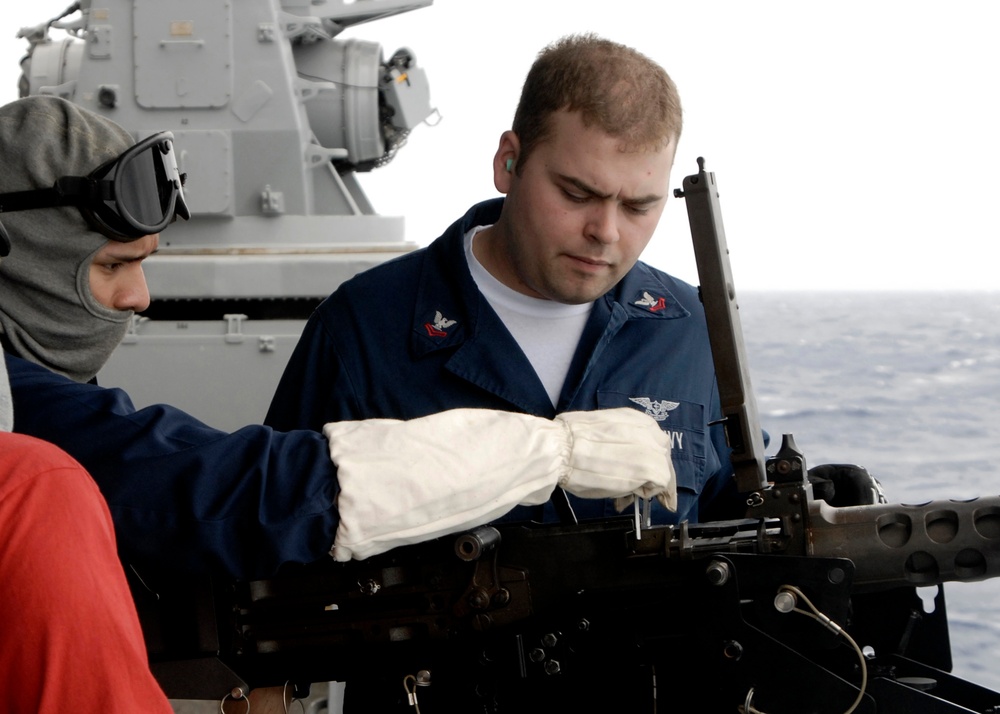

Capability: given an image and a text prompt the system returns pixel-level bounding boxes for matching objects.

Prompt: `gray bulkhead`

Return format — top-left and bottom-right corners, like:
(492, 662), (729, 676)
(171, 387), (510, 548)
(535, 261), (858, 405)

(18, 0), (436, 429)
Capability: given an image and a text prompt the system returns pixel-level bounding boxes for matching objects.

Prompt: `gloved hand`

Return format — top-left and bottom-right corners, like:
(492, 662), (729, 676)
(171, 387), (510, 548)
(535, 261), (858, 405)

(554, 410), (678, 510)
(323, 407), (675, 561)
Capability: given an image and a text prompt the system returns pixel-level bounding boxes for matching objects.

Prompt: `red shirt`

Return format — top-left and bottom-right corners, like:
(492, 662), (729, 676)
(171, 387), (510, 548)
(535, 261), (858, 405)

(0, 432), (171, 713)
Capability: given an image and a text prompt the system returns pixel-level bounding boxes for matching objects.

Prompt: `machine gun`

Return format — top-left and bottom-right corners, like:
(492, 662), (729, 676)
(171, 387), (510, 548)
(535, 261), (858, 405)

(134, 161), (1000, 712)
(140, 495), (1000, 711)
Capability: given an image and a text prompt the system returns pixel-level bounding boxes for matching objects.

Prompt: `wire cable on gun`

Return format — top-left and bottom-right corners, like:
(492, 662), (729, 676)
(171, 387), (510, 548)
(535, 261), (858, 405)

(740, 584), (868, 714)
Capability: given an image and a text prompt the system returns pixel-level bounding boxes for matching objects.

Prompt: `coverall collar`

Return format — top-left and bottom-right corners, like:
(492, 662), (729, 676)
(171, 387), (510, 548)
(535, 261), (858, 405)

(409, 198), (690, 413)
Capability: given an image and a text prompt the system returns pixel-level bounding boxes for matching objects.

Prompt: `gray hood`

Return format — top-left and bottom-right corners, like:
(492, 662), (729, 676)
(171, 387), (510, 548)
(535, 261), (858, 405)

(0, 96), (135, 383)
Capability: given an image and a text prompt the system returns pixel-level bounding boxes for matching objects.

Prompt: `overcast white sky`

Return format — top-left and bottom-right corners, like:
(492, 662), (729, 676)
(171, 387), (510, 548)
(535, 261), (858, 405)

(3, 1), (999, 291)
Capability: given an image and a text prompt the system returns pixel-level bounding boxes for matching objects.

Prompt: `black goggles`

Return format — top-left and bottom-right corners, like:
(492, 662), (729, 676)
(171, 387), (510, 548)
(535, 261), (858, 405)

(0, 131), (189, 242)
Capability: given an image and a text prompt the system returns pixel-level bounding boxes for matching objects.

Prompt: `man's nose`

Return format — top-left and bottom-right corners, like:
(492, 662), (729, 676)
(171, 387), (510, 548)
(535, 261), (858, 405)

(585, 202), (620, 245)
(118, 266), (151, 313)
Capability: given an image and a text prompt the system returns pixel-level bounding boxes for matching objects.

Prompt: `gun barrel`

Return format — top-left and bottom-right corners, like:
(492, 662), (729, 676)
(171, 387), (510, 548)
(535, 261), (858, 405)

(808, 495), (1000, 590)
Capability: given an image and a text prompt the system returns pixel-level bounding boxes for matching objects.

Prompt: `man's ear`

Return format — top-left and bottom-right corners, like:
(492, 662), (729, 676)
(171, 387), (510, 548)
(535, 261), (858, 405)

(492, 130), (520, 194)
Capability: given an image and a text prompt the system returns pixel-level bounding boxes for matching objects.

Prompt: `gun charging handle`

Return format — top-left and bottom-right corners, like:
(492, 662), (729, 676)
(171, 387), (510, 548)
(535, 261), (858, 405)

(675, 157), (769, 495)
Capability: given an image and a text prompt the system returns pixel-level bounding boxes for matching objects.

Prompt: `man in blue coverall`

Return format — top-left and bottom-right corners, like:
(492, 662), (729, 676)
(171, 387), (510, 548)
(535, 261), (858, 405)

(266, 33), (744, 528)
(265, 32), (746, 712)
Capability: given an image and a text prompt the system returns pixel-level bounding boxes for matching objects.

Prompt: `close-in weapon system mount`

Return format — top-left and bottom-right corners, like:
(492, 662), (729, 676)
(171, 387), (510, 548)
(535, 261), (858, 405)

(17, 0), (438, 430)
(132, 160), (1000, 712)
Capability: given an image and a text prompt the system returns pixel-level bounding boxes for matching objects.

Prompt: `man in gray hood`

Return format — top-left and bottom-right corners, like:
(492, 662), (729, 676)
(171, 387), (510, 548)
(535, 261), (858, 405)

(0, 96), (149, 383)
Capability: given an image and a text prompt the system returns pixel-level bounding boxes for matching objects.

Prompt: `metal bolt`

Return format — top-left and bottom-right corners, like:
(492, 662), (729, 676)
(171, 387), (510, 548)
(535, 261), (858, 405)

(468, 587), (490, 610)
(544, 660), (562, 675)
(722, 640), (744, 661)
(541, 633), (558, 648)
(529, 648), (546, 663)
(774, 590), (797, 614)
(705, 560), (731, 586)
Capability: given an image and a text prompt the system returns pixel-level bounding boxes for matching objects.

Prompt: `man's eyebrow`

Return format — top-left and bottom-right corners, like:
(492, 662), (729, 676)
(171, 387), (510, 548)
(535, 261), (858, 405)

(101, 247), (158, 262)
(558, 174), (664, 205)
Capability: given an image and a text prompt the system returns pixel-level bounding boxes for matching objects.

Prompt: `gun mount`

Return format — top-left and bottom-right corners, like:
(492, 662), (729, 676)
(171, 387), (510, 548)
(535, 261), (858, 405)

(17, 0), (437, 429)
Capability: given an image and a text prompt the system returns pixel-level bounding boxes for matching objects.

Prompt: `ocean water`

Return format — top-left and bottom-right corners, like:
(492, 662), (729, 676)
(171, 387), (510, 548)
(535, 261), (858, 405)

(739, 290), (1000, 692)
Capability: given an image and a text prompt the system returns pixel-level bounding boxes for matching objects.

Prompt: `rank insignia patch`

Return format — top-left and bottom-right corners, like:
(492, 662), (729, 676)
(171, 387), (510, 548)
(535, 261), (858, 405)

(424, 310), (457, 337)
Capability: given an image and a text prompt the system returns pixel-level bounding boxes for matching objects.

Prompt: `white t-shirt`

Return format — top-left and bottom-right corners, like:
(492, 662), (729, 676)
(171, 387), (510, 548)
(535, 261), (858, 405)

(465, 226), (593, 407)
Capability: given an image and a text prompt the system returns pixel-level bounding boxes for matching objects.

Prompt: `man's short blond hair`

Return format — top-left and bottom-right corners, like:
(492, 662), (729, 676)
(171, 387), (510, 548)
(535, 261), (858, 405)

(511, 33), (682, 172)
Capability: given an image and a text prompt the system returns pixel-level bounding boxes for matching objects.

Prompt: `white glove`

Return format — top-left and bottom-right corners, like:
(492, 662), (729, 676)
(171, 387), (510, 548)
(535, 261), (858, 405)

(324, 407), (675, 561)
(555, 410), (677, 510)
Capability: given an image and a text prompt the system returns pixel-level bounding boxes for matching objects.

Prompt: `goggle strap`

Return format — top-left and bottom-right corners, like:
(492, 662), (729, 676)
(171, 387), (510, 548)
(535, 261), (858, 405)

(56, 176), (114, 202)
(0, 177), (115, 215)
(0, 186), (67, 213)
